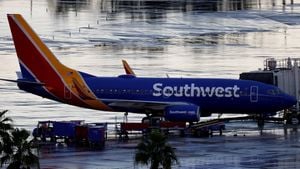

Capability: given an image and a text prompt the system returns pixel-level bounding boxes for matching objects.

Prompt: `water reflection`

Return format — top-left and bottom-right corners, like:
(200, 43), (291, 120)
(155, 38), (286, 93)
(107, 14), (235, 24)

(47, 0), (289, 21)
(48, 0), (90, 14)
(96, 0), (264, 21)
(98, 0), (263, 13)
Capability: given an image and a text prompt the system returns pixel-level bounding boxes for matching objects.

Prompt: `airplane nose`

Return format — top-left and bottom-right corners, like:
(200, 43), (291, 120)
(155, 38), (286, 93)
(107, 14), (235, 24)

(282, 94), (297, 108)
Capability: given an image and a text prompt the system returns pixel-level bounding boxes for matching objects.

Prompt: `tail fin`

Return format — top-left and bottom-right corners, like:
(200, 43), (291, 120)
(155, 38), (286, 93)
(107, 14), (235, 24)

(122, 60), (136, 76)
(7, 14), (68, 84)
(7, 14), (111, 110)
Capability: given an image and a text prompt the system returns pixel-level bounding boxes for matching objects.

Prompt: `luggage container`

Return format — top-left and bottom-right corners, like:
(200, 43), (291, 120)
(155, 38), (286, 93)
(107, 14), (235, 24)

(88, 126), (106, 148)
(53, 121), (83, 143)
(75, 125), (89, 144)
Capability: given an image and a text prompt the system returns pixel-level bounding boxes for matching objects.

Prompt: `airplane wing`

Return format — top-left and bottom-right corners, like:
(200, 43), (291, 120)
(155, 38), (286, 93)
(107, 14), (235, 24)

(101, 98), (190, 113)
(122, 60), (136, 76)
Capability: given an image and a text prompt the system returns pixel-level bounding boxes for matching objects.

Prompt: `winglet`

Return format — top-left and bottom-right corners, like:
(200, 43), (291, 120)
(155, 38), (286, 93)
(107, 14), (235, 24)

(122, 60), (136, 76)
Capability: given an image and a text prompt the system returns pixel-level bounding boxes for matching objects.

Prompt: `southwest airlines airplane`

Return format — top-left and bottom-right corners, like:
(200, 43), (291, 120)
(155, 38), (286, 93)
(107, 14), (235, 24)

(2, 14), (297, 122)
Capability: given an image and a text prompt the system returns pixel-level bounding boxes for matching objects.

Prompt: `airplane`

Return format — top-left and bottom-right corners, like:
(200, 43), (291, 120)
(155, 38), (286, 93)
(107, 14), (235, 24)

(2, 14), (297, 122)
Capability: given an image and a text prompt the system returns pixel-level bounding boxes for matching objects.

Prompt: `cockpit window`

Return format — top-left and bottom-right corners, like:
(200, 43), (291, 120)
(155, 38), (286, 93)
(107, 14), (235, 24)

(267, 88), (284, 95)
(276, 89), (283, 94)
(267, 89), (276, 95)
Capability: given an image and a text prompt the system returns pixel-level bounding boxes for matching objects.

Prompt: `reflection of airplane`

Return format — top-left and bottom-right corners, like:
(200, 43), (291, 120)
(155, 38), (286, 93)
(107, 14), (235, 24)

(4, 14), (297, 122)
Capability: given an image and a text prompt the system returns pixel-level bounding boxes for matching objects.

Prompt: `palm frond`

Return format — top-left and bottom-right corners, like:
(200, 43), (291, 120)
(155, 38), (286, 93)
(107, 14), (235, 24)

(135, 131), (178, 169)
(0, 110), (8, 117)
(0, 154), (11, 167)
(1, 127), (40, 168)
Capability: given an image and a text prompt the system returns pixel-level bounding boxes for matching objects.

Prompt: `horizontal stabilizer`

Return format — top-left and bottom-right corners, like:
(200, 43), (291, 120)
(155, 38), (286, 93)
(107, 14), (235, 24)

(0, 78), (44, 86)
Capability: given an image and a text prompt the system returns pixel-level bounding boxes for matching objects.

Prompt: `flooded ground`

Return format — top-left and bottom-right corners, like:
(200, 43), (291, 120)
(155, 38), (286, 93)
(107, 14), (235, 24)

(39, 123), (300, 169)
(1, 0), (300, 168)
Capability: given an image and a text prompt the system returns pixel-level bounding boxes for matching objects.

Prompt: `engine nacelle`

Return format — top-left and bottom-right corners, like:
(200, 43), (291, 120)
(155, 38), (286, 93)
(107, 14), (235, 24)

(164, 105), (200, 122)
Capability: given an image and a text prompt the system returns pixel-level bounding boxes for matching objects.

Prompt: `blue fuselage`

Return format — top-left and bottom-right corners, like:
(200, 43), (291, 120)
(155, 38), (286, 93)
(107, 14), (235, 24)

(82, 75), (296, 115)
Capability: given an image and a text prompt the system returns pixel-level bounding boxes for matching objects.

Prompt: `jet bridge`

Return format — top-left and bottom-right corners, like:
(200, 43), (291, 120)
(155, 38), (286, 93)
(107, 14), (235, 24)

(240, 58), (300, 113)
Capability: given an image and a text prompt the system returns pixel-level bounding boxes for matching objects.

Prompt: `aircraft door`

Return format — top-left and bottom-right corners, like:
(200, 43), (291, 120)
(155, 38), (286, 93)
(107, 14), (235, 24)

(250, 86), (258, 102)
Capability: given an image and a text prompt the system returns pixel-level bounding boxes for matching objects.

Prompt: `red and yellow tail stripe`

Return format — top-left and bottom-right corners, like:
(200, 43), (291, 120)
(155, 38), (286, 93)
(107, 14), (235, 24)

(8, 14), (111, 111)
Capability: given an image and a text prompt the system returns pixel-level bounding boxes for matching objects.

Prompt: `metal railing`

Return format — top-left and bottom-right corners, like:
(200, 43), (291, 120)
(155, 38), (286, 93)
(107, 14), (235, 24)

(264, 58), (300, 70)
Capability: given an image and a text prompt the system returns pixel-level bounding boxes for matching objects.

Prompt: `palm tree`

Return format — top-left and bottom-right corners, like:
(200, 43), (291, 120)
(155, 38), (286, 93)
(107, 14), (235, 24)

(0, 110), (40, 168)
(0, 110), (13, 139)
(135, 131), (178, 169)
(2, 128), (40, 169)
(0, 110), (13, 157)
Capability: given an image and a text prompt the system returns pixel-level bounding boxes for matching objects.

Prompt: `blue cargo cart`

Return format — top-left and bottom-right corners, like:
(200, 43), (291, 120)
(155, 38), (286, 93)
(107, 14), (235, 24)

(88, 126), (106, 149)
(52, 121), (82, 143)
(33, 120), (84, 144)
(32, 121), (107, 148)
(32, 121), (55, 142)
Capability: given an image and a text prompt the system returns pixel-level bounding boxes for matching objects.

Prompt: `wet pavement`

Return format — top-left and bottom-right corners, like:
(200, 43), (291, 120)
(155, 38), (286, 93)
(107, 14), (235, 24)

(39, 122), (300, 169)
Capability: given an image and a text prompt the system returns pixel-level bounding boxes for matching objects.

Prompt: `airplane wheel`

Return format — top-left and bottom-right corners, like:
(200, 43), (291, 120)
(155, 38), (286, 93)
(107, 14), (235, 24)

(142, 117), (150, 124)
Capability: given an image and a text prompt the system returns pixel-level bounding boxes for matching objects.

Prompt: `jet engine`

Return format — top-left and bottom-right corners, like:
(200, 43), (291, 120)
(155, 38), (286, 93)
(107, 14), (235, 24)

(164, 105), (200, 122)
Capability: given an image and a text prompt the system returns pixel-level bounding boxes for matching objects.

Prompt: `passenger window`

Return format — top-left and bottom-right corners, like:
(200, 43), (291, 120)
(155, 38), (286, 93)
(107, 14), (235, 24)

(239, 91), (247, 96)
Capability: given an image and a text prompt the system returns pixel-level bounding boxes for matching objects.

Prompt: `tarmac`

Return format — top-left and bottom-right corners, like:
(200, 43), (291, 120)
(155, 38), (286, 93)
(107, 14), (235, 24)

(38, 121), (300, 169)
